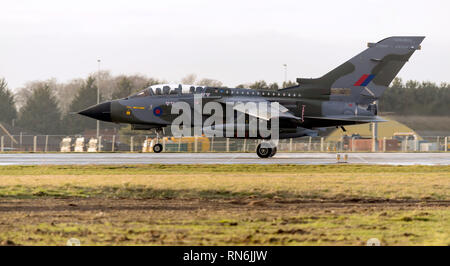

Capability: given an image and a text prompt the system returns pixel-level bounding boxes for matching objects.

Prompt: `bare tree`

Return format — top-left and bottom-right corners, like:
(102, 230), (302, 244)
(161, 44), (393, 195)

(181, 74), (197, 85)
(55, 78), (85, 114)
(235, 84), (249, 89)
(197, 78), (223, 87)
(15, 79), (61, 109)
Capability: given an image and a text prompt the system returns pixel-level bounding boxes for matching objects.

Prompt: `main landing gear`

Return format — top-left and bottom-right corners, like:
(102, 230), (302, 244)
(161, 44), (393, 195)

(256, 143), (277, 158)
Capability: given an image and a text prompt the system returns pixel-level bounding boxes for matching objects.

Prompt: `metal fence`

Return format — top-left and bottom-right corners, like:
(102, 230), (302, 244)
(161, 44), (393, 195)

(0, 134), (449, 153)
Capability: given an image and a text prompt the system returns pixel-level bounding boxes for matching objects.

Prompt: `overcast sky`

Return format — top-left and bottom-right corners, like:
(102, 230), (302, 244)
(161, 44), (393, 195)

(1, 0), (449, 90)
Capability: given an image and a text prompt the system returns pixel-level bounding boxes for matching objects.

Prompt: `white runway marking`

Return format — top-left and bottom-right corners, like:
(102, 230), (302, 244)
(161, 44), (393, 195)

(0, 153), (449, 165)
(352, 153), (369, 164)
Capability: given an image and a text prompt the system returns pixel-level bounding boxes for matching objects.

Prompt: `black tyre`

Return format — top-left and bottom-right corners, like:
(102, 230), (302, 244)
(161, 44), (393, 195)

(153, 143), (163, 153)
(256, 144), (272, 158)
(269, 147), (277, 157)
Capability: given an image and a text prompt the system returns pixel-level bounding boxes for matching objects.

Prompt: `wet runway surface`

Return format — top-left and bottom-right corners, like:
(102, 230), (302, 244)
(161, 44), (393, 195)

(0, 152), (450, 165)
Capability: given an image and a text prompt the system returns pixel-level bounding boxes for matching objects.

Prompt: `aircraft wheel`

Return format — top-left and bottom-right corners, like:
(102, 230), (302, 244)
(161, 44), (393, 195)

(256, 144), (272, 158)
(269, 147), (277, 157)
(153, 143), (163, 153)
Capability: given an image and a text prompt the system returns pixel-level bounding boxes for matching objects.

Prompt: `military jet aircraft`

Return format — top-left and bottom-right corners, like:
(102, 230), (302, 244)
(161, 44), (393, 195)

(79, 36), (424, 158)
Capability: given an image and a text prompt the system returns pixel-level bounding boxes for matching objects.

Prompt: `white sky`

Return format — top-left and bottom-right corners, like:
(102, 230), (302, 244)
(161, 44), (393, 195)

(1, 0), (449, 90)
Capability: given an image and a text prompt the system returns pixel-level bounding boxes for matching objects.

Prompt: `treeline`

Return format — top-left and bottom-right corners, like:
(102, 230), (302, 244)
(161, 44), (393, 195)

(0, 73), (163, 135)
(379, 78), (450, 116)
(0, 74), (448, 135)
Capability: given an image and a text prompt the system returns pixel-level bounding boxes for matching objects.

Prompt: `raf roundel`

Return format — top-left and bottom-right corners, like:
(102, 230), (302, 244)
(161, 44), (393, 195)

(153, 107), (162, 117)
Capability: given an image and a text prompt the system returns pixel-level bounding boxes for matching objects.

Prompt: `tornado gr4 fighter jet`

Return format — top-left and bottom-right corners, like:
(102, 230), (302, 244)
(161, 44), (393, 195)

(79, 36), (424, 158)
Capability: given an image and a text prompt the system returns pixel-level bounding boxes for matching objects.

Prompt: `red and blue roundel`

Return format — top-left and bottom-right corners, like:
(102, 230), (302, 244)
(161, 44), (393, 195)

(153, 107), (162, 116)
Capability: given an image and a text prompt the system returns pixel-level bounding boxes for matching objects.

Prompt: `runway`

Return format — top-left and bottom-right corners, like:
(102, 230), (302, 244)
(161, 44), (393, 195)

(0, 152), (450, 165)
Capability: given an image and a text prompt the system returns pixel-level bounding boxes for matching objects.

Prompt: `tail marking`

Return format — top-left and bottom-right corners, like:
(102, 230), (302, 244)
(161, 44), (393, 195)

(354, 74), (375, 86)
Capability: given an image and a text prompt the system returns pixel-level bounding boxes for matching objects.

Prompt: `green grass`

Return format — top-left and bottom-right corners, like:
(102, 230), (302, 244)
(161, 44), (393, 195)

(1, 164), (450, 175)
(0, 164), (448, 246)
(0, 165), (449, 201)
(1, 208), (448, 246)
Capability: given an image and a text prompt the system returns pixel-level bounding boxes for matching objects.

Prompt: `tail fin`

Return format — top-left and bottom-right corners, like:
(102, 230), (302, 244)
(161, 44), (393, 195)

(286, 36), (425, 104)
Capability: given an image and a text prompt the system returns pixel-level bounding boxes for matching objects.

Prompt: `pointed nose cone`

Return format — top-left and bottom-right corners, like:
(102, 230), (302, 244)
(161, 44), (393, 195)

(78, 101), (112, 122)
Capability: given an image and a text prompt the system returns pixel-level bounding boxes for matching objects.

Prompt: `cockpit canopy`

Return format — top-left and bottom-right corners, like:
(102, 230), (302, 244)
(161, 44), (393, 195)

(129, 84), (205, 98)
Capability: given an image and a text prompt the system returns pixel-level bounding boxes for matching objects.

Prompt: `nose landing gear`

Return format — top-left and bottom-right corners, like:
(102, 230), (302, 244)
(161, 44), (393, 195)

(151, 128), (164, 153)
(153, 143), (163, 153)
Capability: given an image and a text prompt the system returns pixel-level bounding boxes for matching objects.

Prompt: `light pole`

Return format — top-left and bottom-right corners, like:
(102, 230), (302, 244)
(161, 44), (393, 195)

(96, 59), (101, 139)
(283, 64), (287, 87)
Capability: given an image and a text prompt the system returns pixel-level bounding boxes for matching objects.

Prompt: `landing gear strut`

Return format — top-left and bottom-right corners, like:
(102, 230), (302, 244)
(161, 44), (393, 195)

(256, 144), (277, 158)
